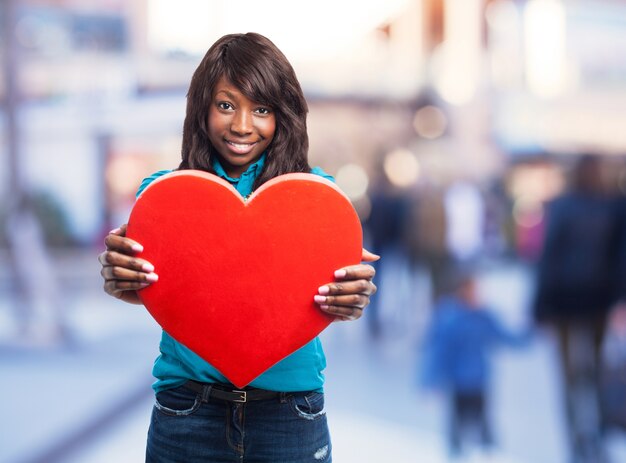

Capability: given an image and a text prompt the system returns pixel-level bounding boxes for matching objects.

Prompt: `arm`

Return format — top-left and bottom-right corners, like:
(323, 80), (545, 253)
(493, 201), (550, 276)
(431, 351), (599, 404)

(486, 312), (533, 348)
(98, 224), (158, 305)
(314, 248), (379, 321)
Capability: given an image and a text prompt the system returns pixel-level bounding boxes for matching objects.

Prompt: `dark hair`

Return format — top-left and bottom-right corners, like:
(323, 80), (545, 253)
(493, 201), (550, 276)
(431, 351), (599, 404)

(179, 32), (311, 188)
(571, 153), (605, 195)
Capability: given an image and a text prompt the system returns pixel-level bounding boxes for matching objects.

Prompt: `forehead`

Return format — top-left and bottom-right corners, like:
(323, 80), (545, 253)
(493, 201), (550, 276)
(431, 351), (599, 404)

(212, 76), (242, 98)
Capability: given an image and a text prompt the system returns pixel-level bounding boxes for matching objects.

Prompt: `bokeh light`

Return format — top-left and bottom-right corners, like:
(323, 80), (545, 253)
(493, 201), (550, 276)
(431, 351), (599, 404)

(335, 163), (370, 201)
(383, 148), (420, 187)
(413, 105), (447, 139)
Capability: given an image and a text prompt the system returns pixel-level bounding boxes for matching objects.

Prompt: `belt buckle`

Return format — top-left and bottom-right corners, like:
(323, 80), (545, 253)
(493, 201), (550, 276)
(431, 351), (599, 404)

(232, 390), (247, 403)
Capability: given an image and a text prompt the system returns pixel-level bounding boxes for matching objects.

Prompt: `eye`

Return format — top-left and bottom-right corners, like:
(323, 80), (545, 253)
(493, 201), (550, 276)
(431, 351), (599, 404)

(255, 107), (272, 115)
(217, 102), (233, 110)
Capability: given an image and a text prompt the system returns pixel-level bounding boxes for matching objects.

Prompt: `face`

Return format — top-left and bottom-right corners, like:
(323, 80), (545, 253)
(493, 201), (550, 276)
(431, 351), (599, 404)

(458, 278), (479, 308)
(207, 77), (276, 178)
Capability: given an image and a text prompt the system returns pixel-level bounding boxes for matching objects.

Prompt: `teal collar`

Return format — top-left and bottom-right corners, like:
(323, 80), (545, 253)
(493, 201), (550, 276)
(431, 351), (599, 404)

(211, 153), (266, 197)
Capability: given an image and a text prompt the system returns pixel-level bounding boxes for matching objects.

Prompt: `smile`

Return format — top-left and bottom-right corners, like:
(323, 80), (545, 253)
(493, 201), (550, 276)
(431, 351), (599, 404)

(226, 140), (257, 154)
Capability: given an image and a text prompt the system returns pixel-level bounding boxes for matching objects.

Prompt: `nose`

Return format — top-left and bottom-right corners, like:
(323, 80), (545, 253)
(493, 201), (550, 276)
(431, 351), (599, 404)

(230, 110), (252, 136)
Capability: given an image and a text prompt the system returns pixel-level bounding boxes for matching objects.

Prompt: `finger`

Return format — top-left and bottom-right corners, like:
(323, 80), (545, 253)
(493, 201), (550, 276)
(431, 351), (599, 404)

(333, 264), (376, 281)
(314, 293), (370, 310)
(104, 280), (151, 293)
(100, 250), (155, 273)
(101, 265), (159, 283)
(108, 223), (129, 235)
(104, 279), (151, 297)
(104, 232), (144, 254)
(361, 248), (380, 262)
(318, 304), (363, 320)
(317, 280), (376, 297)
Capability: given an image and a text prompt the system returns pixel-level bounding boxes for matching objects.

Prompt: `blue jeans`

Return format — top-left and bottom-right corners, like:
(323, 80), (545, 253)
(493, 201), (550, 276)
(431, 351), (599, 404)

(146, 385), (332, 462)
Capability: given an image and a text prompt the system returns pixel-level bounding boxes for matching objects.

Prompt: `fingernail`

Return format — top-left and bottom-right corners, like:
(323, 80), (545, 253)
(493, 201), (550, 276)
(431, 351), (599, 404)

(142, 263), (155, 272)
(314, 295), (326, 304)
(146, 273), (159, 282)
(109, 227), (121, 234)
(318, 286), (330, 295)
(334, 269), (347, 279)
(320, 305), (329, 310)
(131, 243), (144, 252)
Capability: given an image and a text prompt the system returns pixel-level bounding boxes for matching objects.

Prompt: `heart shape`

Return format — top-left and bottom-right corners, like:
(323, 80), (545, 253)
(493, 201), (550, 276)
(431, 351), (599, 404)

(126, 171), (362, 387)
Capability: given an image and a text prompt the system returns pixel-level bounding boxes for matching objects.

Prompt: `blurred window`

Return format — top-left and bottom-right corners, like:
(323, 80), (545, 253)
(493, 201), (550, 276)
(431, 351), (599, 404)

(9, 6), (127, 56)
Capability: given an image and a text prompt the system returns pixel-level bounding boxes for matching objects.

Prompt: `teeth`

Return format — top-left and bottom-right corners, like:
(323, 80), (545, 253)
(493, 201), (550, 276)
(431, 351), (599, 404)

(228, 141), (253, 149)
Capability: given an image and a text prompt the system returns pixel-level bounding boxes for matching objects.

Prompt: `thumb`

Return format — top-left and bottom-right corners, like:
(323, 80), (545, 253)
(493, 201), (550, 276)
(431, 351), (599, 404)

(361, 248), (380, 262)
(109, 223), (128, 237)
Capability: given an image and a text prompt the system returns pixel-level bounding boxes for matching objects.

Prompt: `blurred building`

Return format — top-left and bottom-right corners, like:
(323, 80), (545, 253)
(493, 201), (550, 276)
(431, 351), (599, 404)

(0, 0), (625, 252)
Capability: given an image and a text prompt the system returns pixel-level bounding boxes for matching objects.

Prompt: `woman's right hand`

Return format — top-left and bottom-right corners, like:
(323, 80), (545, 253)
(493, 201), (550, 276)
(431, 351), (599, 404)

(98, 224), (158, 305)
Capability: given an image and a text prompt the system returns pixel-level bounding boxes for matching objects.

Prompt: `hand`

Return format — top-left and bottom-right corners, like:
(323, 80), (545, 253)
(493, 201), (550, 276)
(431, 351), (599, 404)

(98, 224), (158, 305)
(314, 248), (379, 321)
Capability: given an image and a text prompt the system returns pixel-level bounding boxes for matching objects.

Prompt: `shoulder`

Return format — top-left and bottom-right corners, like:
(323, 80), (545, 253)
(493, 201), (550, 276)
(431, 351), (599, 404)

(433, 298), (462, 323)
(136, 169), (174, 197)
(310, 166), (335, 183)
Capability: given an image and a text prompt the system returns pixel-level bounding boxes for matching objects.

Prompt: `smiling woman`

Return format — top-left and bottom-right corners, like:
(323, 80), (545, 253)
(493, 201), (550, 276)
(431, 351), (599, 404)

(208, 78), (276, 178)
(98, 32), (379, 462)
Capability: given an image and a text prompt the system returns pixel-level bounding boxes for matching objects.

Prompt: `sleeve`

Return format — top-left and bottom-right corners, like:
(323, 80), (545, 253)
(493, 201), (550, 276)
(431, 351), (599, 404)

(533, 198), (566, 321)
(485, 311), (532, 348)
(310, 166), (335, 183)
(136, 170), (173, 198)
(614, 198), (626, 301)
(418, 309), (451, 390)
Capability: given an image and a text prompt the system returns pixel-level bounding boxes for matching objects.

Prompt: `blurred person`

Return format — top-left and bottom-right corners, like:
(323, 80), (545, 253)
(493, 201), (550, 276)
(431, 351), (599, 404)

(443, 180), (485, 266)
(363, 165), (411, 338)
(599, 305), (626, 433)
(420, 268), (530, 460)
(5, 193), (68, 346)
(404, 184), (451, 304)
(533, 154), (619, 463)
(97, 33), (378, 462)
(604, 160), (626, 435)
(481, 181), (511, 260)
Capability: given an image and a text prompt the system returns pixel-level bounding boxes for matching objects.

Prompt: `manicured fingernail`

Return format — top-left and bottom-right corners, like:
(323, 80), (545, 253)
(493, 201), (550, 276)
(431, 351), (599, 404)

(131, 243), (144, 252)
(314, 295), (326, 304)
(334, 269), (347, 279)
(320, 305), (329, 310)
(146, 273), (159, 282)
(318, 286), (330, 295)
(142, 263), (155, 272)
(109, 227), (121, 234)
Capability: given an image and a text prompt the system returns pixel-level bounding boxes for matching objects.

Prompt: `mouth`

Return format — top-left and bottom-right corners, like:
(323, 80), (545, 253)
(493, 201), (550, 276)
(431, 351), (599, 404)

(225, 140), (258, 155)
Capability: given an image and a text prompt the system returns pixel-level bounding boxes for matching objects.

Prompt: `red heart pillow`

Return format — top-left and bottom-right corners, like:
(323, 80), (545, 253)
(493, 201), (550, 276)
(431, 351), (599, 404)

(126, 171), (362, 387)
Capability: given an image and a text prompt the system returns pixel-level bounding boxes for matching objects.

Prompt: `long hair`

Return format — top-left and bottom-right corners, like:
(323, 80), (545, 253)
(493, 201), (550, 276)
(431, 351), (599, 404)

(179, 33), (311, 188)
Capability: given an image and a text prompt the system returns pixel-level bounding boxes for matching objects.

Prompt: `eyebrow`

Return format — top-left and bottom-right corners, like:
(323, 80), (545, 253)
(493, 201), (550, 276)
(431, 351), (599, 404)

(215, 89), (237, 100)
(213, 89), (268, 107)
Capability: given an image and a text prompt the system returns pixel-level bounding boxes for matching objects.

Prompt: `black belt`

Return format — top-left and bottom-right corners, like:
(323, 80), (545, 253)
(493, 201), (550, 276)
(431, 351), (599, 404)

(184, 380), (281, 403)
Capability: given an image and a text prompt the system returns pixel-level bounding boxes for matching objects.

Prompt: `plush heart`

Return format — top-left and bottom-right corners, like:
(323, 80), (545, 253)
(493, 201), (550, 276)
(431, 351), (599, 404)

(126, 171), (362, 388)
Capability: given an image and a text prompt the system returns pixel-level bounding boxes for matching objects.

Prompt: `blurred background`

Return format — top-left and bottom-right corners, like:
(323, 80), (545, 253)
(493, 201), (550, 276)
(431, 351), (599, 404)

(2, 0), (626, 462)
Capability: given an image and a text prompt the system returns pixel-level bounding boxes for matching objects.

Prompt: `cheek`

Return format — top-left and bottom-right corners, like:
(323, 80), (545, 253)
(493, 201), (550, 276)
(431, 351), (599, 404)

(207, 110), (224, 137)
(261, 117), (276, 141)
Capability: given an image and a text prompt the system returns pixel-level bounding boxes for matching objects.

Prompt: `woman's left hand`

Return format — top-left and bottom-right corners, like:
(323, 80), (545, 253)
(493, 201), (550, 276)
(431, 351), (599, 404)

(314, 248), (379, 321)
